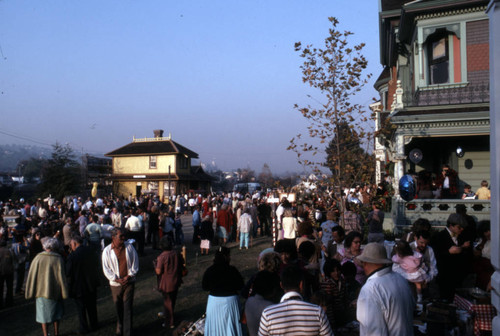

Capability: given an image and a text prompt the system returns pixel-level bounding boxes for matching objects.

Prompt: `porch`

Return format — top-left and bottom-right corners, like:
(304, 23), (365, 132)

(391, 198), (490, 233)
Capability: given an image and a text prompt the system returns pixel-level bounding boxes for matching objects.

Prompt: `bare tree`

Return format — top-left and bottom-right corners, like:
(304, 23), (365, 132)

(288, 17), (375, 217)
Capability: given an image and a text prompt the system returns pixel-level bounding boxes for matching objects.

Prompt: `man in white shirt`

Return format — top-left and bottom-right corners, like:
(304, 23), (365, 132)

(124, 209), (142, 254)
(102, 228), (139, 336)
(356, 243), (415, 336)
(124, 210), (142, 232)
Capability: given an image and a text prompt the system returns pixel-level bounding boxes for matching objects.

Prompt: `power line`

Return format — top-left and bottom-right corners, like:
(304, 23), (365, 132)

(0, 129), (52, 146)
(0, 128), (104, 156)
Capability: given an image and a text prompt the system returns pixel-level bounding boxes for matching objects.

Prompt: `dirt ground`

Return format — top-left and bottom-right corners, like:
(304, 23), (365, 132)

(0, 214), (273, 336)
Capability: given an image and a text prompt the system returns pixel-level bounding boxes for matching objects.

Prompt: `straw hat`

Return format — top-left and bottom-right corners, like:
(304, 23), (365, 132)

(356, 243), (392, 264)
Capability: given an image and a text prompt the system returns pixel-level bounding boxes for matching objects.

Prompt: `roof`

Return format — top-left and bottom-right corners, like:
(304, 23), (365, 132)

(379, 0), (488, 63)
(398, 0), (489, 42)
(402, 0), (488, 12)
(105, 139), (199, 158)
(374, 67), (391, 90)
(391, 104), (489, 119)
(380, 0), (411, 12)
(190, 165), (215, 182)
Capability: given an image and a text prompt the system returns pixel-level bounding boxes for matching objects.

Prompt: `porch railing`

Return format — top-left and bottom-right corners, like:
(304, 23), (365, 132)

(403, 82), (489, 107)
(392, 198), (490, 233)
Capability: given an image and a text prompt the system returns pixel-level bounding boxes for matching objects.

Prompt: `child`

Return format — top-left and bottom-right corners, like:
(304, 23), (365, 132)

(475, 180), (491, 200)
(392, 240), (427, 302)
(320, 259), (347, 329)
(462, 184), (476, 199)
(199, 215), (214, 255)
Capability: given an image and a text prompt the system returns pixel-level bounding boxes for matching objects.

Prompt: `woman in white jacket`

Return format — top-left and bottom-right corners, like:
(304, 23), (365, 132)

(282, 209), (298, 240)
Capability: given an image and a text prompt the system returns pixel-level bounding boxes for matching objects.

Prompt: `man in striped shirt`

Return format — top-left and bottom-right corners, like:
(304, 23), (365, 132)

(258, 265), (333, 336)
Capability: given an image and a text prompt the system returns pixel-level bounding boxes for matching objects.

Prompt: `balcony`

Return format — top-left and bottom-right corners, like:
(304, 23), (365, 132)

(392, 198), (490, 233)
(403, 82), (489, 107)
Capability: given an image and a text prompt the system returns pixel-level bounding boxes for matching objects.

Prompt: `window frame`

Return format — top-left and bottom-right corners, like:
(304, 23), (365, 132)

(149, 155), (157, 169)
(427, 32), (450, 85)
(412, 12), (488, 89)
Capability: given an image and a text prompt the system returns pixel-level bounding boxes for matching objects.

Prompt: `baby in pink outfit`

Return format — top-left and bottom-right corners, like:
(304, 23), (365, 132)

(392, 240), (427, 302)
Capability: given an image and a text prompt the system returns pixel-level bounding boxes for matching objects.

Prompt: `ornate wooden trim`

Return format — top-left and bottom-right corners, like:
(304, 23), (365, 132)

(415, 6), (487, 21)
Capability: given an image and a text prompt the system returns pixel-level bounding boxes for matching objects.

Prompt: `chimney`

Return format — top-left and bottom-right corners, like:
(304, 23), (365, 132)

(153, 129), (164, 138)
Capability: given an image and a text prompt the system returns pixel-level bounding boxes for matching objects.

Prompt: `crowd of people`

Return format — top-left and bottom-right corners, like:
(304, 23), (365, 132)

(0, 184), (494, 335)
(0, 194), (184, 336)
(414, 164), (491, 200)
(196, 189), (493, 335)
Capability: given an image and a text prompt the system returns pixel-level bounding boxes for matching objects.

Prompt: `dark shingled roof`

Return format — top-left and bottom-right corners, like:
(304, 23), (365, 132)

(374, 67), (391, 89)
(190, 165), (215, 182)
(105, 139), (199, 158)
(381, 0), (409, 12)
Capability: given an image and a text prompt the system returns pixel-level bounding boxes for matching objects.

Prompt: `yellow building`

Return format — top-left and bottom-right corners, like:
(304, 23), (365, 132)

(105, 130), (212, 200)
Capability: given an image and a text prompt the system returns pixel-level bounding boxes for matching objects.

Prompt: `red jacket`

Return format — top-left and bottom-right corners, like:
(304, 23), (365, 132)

(216, 209), (231, 231)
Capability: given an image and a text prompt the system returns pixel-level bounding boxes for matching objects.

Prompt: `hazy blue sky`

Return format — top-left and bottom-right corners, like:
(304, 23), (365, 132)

(0, 0), (380, 174)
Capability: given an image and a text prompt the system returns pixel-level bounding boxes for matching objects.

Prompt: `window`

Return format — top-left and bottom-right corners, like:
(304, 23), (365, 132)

(147, 181), (159, 193)
(382, 90), (389, 111)
(428, 33), (449, 84)
(149, 156), (157, 169)
(178, 156), (188, 169)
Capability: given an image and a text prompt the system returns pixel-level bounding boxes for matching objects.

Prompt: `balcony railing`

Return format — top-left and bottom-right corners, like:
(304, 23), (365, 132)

(392, 198), (490, 233)
(403, 82), (489, 107)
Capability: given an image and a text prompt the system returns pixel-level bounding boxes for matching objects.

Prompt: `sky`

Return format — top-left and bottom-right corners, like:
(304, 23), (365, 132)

(0, 0), (381, 175)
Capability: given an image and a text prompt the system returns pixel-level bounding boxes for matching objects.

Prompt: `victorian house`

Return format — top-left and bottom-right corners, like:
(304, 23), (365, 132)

(374, 0), (491, 227)
(105, 130), (212, 200)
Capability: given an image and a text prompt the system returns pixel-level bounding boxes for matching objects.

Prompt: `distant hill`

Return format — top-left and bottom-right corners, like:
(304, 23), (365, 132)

(0, 144), (51, 172)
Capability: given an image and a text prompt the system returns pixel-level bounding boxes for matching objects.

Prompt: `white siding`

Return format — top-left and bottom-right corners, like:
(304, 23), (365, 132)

(458, 151), (490, 190)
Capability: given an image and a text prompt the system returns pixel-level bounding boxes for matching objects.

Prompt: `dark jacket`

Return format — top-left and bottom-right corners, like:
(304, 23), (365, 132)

(0, 245), (14, 275)
(66, 245), (100, 298)
(432, 228), (466, 300)
(200, 220), (214, 241)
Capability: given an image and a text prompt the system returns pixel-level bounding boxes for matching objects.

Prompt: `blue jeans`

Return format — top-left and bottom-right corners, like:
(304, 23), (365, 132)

(240, 232), (249, 248)
(175, 228), (184, 246)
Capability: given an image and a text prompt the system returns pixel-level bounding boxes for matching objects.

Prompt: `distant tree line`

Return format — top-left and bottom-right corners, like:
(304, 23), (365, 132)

(2, 143), (84, 200)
